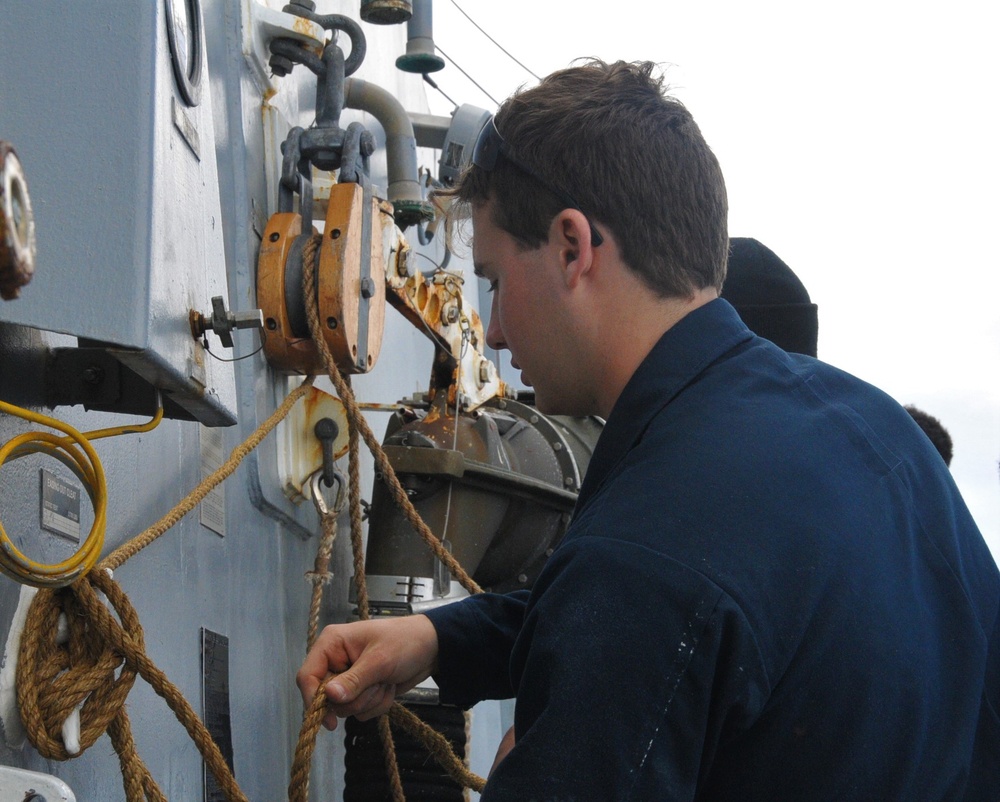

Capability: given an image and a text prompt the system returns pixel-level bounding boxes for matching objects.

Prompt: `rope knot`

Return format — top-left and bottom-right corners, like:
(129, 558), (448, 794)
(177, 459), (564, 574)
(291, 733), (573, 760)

(16, 571), (141, 760)
(305, 569), (334, 586)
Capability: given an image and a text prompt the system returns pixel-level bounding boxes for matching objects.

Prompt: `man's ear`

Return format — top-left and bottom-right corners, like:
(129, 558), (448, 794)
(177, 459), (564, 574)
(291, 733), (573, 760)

(553, 209), (595, 289)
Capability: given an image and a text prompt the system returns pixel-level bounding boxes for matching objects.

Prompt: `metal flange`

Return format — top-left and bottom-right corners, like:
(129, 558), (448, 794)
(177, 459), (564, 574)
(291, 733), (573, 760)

(0, 142), (36, 300)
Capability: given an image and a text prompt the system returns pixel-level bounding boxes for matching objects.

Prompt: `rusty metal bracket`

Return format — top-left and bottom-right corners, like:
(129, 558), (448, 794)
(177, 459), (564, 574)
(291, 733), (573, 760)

(381, 444), (578, 512)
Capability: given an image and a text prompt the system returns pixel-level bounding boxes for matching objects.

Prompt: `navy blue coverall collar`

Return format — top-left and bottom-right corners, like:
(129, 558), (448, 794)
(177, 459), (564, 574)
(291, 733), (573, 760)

(577, 297), (754, 513)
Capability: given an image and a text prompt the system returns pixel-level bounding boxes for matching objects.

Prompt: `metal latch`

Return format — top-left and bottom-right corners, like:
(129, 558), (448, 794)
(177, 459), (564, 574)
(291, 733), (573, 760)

(190, 296), (264, 349)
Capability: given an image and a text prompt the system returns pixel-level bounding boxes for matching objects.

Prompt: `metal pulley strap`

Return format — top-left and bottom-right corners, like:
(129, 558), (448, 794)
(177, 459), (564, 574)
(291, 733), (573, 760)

(269, 13), (366, 78)
(278, 129), (306, 214)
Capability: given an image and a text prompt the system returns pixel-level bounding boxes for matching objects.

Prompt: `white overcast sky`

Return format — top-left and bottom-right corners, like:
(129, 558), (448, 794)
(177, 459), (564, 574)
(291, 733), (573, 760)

(420, 0), (1000, 557)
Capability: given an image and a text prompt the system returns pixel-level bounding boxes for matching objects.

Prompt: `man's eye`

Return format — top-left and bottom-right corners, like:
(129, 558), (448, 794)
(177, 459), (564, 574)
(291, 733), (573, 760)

(486, 280), (498, 294)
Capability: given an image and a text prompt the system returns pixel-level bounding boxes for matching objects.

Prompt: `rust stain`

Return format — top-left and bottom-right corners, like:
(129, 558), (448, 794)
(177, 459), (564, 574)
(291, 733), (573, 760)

(303, 389), (321, 418)
(293, 16), (317, 37)
(357, 402), (406, 413)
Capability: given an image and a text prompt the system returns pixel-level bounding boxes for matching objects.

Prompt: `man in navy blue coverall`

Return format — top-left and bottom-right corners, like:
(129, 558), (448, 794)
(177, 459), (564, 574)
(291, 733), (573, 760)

(298, 60), (1000, 799)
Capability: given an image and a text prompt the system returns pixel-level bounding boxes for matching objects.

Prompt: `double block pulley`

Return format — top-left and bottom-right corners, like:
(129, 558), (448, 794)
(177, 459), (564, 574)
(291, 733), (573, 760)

(258, 9), (388, 376)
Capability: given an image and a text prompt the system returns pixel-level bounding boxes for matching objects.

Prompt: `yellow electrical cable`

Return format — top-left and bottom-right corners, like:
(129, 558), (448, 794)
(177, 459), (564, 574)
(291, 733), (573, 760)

(0, 399), (162, 588)
(78, 403), (164, 442)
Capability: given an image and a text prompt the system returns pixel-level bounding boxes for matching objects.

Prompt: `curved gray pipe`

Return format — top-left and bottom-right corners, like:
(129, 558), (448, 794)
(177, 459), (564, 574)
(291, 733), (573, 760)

(343, 76), (422, 206)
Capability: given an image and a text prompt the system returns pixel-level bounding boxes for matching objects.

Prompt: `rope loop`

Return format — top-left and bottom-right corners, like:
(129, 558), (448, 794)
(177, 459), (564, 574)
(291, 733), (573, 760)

(11, 379), (313, 800)
(16, 572), (141, 761)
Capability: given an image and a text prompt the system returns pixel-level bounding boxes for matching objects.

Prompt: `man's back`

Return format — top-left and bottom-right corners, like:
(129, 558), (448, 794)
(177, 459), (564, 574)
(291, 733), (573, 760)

(546, 299), (1000, 799)
(423, 300), (998, 799)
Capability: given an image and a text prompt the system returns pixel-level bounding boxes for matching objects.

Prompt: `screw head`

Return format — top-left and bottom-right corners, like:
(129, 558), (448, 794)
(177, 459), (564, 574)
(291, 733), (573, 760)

(82, 366), (105, 386)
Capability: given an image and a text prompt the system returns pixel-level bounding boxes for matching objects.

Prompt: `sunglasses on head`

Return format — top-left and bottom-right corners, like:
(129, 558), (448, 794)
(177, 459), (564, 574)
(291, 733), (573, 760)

(471, 117), (604, 247)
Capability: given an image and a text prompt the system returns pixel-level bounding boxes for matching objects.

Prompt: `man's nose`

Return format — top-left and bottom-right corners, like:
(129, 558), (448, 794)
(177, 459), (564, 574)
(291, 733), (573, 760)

(485, 301), (506, 352)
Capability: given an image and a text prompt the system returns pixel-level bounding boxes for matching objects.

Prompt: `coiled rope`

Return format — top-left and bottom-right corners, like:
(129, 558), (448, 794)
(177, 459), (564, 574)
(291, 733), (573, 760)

(15, 379), (314, 801)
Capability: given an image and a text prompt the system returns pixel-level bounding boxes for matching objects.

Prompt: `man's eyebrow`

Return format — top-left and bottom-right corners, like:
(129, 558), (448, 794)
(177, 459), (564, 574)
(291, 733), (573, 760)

(473, 261), (490, 278)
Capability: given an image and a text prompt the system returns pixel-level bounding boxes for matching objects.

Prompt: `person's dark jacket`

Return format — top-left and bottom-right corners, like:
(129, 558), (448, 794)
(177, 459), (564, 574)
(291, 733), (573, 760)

(426, 298), (1000, 801)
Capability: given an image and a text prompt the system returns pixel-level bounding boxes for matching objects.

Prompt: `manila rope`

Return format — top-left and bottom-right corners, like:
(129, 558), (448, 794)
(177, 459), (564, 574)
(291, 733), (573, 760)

(288, 233), (485, 802)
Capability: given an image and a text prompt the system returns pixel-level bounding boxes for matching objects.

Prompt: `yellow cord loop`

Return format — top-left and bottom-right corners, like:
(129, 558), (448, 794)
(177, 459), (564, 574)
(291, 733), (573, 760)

(0, 400), (163, 588)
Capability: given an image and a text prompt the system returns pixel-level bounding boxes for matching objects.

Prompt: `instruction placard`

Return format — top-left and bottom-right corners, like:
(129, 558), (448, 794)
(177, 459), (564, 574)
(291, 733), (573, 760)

(199, 425), (226, 537)
(201, 628), (234, 802)
(39, 468), (81, 542)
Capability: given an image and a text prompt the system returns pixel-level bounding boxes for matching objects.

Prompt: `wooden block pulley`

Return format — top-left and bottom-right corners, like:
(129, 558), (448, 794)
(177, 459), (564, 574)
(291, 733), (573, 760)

(256, 182), (387, 374)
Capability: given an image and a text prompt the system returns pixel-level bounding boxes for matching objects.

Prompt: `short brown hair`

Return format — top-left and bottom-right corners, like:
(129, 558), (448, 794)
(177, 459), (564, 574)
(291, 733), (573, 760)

(443, 59), (729, 297)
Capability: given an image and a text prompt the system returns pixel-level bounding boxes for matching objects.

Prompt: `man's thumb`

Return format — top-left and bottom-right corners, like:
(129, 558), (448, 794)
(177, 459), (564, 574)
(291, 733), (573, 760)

(325, 665), (364, 703)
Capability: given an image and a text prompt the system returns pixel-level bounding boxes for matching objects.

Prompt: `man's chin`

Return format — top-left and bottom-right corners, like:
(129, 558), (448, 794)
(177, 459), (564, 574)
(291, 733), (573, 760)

(532, 389), (596, 418)
(531, 392), (562, 416)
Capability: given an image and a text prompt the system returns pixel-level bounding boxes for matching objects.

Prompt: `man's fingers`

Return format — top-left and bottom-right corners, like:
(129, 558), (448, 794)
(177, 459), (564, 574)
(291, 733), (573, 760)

(325, 677), (397, 718)
(324, 663), (366, 704)
(322, 709), (340, 731)
(316, 682), (396, 731)
(297, 673), (320, 706)
(296, 628), (351, 706)
(296, 616), (440, 721)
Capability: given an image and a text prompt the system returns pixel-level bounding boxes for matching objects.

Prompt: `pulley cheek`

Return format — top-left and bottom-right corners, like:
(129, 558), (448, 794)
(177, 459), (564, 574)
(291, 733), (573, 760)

(258, 212), (311, 372)
(257, 183), (388, 376)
